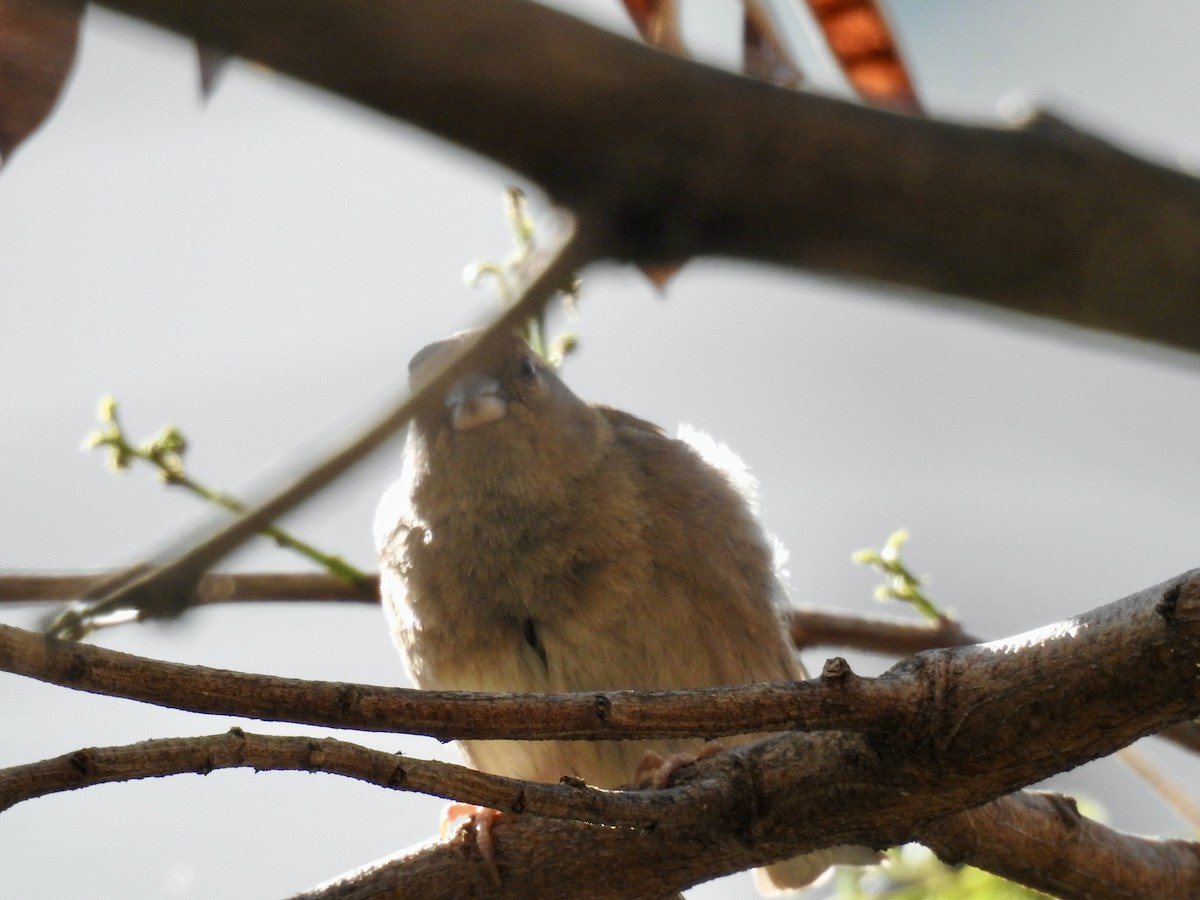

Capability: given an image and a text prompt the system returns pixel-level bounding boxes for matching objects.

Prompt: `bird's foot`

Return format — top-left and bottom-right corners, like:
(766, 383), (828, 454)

(635, 741), (725, 790)
(441, 803), (503, 885)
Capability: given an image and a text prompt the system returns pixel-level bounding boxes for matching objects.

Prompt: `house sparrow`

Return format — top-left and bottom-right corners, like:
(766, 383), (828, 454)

(375, 330), (866, 892)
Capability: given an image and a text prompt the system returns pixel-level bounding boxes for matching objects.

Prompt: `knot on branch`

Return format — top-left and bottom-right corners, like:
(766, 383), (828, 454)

(1157, 573), (1200, 625)
(223, 726), (247, 768)
(335, 683), (361, 715)
(820, 657), (855, 682)
(1156, 582), (1183, 620)
(726, 751), (764, 852)
(592, 693), (612, 722)
(65, 649), (92, 684)
(1045, 792), (1083, 829)
(306, 740), (326, 769)
(68, 749), (94, 776)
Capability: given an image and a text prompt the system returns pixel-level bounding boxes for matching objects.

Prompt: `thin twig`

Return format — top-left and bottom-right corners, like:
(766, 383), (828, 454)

(8, 571), (979, 652)
(787, 606), (979, 653)
(0, 730), (677, 827)
(1118, 746), (1200, 833)
(0, 572), (378, 604)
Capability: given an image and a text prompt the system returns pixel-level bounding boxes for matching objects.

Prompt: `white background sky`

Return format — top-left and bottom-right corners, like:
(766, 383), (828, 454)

(2, 1), (1199, 897)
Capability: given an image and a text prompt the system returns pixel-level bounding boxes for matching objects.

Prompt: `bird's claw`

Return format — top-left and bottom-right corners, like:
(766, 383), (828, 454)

(635, 742), (725, 790)
(441, 802), (503, 885)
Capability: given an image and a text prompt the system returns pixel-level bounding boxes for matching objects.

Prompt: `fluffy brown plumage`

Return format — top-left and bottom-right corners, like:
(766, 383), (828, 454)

(375, 331), (859, 891)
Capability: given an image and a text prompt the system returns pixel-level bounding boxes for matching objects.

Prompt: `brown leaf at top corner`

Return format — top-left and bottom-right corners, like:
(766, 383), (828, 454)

(742, 1), (805, 90)
(618, 0), (686, 55)
(195, 41), (230, 102)
(804, 0), (922, 114)
(0, 0), (84, 164)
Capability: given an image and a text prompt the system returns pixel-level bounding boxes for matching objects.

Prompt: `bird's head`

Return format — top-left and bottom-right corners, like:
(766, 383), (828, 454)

(409, 331), (553, 433)
(404, 330), (609, 504)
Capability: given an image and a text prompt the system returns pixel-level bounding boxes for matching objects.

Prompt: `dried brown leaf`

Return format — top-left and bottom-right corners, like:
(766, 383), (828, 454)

(0, 0), (82, 162)
(739, 3), (806, 90)
(743, 1), (805, 89)
(618, 0), (685, 55)
(804, 0), (921, 113)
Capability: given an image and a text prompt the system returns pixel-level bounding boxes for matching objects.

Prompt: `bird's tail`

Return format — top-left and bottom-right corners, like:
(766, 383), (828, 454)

(753, 844), (883, 895)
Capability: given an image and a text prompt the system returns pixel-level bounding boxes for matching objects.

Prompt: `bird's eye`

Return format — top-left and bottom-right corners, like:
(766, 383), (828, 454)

(518, 356), (538, 381)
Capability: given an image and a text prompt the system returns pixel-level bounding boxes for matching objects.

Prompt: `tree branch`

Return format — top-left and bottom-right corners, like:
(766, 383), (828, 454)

(289, 741), (1200, 900)
(918, 791), (1200, 899)
(0, 619), (903, 739)
(0, 571), (378, 604)
(4, 730), (1197, 900)
(0, 730), (675, 828)
(5, 571), (1200, 896)
(3, 571), (1198, 753)
(89, 0), (1200, 355)
(10, 570), (1196, 759)
(6, 571), (982, 654)
(787, 606), (980, 653)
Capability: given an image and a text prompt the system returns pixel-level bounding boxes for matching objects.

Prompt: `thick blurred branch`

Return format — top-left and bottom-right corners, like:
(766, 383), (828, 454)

(91, 0), (1200, 354)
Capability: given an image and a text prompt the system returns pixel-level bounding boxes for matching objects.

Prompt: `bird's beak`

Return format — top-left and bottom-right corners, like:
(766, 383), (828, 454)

(445, 373), (508, 430)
